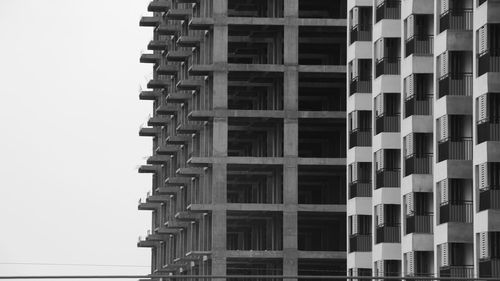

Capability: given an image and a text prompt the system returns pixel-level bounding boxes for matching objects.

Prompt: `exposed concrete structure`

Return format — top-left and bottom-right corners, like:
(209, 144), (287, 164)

(138, 0), (348, 279)
(347, 0), (500, 279)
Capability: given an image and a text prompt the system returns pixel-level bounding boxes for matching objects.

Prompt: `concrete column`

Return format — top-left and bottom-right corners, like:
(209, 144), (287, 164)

(211, 163), (227, 277)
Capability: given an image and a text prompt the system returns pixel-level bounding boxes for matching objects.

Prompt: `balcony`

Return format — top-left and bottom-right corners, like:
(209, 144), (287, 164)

(176, 79), (203, 91)
(148, 116), (170, 126)
(350, 24), (371, 44)
(479, 258), (500, 278)
(156, 64), (178, 75)
(139, 127), (158, 137)
(156, 104), (178, 115)
(405, 95), (432, 117)
(375, 169), (400, 189)
(156, 145), (180, 156)
(478, 50), (500, 77)
(477, 119), (500, 143)
(479, 188), (500, 211)
(349, 234), (372, 252)
(375, 0), (400, 22)
(139, 90), (161, 100)
(138, 165), (159, 174)
(349, 129), (371, 148)
(440, 266), (474, 278)
(147, 1), (170, 12)
(139, 16), (162, 27)
(349, 181), (372, 199)
(375, 114), (400, 134)
(166, 50), (191, 62)
(375, 57), (400, 77)
(405, 215), (433, 234)
(375, 224), (400, 243)
(349, 77), (371, 95)
(437, 138), (472, 162)
(439, 201), (473, 224)
(176, 36), (202, 47)
(165, 9), (191, 20)
(147, 40), (168, 50)
(147, 79), (170, 89)
(404, 154), (432, 176)
(439, 9), (473, 33)
(405, 36), (433, 57)
(166, 92), (191, 103)
(140, 53), (161, 64)
(438, 73), (472, 98)
(157, 23), (180, 36)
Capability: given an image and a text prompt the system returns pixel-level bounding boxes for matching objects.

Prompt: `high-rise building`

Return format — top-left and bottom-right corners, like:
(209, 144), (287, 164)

(138, 0), (348, 278)
(347, 0), (500, 279)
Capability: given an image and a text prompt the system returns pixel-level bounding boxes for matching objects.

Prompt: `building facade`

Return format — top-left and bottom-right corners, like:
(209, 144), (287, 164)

(138, 0), (348, 278)
(347, 0), (500, 279)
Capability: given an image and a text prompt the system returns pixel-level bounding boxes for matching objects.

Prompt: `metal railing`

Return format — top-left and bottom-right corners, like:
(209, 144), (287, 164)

(478, 49), (500, 76)
(438, 73), (473, 98)
(439, 201), (473, 224)
(405, 214), (433, 234)
(349, 234), (372, 252)
(349, 129), (372, 148)
(375, 0), (401, 22)
(350, 24), (372, 43)
(350, 77), (372, 95)
(439, 9), (473, 32)
(440, 265), (474, 278)
(375, 114), (400, 134)
(405, 95), (433, 117)
(479, 258), (500, 278)
(477, 118), (500, 143)
(405, 36), (433, 57)
(375, 169), (400, 189)
(404, 154), (433, 176)
(479, 188), (500, 211)
(349, 181), (372, 199)
(375, 224), (400, 243)
(375, 57), (400, 77)
(437, 137), (473, 161)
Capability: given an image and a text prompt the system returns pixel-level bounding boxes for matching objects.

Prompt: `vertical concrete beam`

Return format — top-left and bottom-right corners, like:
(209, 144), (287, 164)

(211, 163), (227, 277)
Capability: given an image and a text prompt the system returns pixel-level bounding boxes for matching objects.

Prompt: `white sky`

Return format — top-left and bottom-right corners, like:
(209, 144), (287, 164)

(0, 0), (154, 278)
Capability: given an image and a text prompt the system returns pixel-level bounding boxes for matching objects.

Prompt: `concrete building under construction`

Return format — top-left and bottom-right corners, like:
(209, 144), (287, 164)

(137, 0), (348, 278)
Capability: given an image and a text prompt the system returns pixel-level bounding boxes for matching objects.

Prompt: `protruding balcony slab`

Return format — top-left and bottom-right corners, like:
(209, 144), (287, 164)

(138, 199), (160, 210)
(139, 16), (162, 27)
(176, 36), (202, 47)
(139, 90), (161, 100)
(147, 1), (170, 12)
(188, 64), (214, 76)
(166, 135), (191, 145)
(156, 64), (178, 75)
(176, 167), (205, 177)
(156, 145), (180, 156)
(156, 186), (180, 195)
(156, 104), (178, 116)
(147, 79), (170, 89)
(147, 155), (171, 164)
(188, 110), (214, 121)
(146, 194), (170, 203)
(187, 157), (212, 167)
(166, 50), (191, 62)
(176, 79), (203, 90)
(189, 18), (214, 30)
(157, 226), (180, 235)
(165, 176), (190, 187)
(165, 9), (191, 20)
(139, 127), (159, 137)
(176, 124), (203, 134)
(147, 40), (168, 50)
(137, 240), (158, 248)
(175, 211), (203, 221)
(165, 221), (191, 229)
(148, 116), (170, 126)
(157, 24), (180, 36)
(166, 92), (191, 103)
(140, 53), (161, 63)
(138, 165), (159, 174)
(146, 233), (171, 241)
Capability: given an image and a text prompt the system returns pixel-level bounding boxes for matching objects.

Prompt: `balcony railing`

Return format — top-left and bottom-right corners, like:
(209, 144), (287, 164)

(375, 0), (401, 22)
(479, 258), (500, 278)
(349, 234), (372, 252)
(350, 77), (372, 95)
(478, 50), (500, 77)
(404, 154), (433, 176)
(349, 129), (372, 148)
(349, 181), (372, 199)
(405, 214), (433, 234)
(405, 36), (433, 57)
(376, 57), (401, 77)
(375, 169), (400, 189)
(350, 24), (372, 44)
(405, 95), (433, 117)
(439, 201), (473, 224)
(477, 119), (500, 143)
(440, 266), (474, 278)
(375, 224), (401, 243)
(437, 137), (473, 162)
(439, 9), (473, 33)
(438, 73), (473, 98)
(479, 188), (500, 211)
(375, 114), (400, 134)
